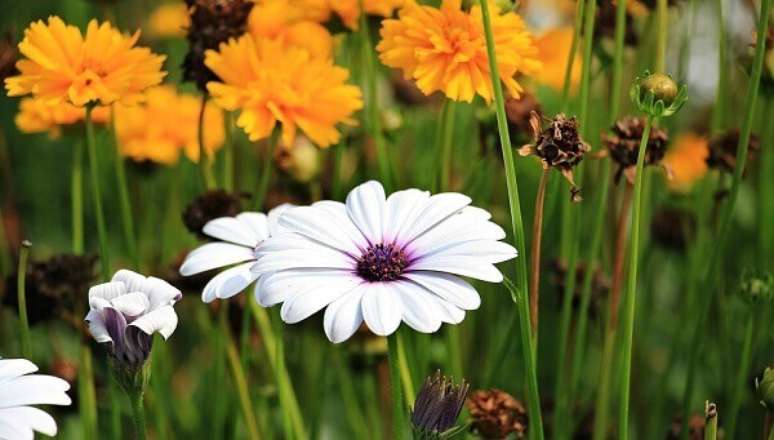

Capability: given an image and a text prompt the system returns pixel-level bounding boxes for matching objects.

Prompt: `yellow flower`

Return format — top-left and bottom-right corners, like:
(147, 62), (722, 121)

(15, 97), (109, 138)
(5, 17), (166, 107)
(114, 86), (224, 165)
(248, 0), (333, 58)
(147, 3), (190, 39)
(533, 27), (580, 92)
(663, 133), (709, 192)
(204, 34), (363, 148)
(330, 0), (405, 30)
(377, 0), (541, 102)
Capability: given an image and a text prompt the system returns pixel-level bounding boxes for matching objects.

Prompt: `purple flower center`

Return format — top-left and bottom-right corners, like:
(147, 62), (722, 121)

(356, 243), (408, 282)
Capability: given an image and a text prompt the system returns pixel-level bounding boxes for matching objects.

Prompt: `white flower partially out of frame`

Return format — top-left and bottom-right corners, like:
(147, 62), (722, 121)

(178, 204), (292, 302)
(253, 180), (518, 343)
(0, 358), (71, 439)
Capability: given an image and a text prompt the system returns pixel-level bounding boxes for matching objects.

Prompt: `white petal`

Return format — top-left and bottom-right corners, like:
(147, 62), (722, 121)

(410, 257), (505, 283)
(0, 376), (71, 408)
(129, 306), (178, 340)
(383, 188), (430, 243)
(108, 292), (150, 317)
(345, 180), (386, 244)
(255, 233), (348, 256)
(313, 201), (371, 245)
(252, 248), (354, 274)
(361, 283), (402, 337)
(0, 407), (58, 437)
(399, 193), (471, 243)
(0, 360), (37, 383)
(403, 272), (481, 310)
(323, 285), (367, 343)
(408, 213), (505, 257)
(111, 270), (147, 292)
(0, 417), (31, 440)
(84, 310), (112, 343)
(179, 242), (256, 276)
(278, 206), (364, 255)
(280, 277), (362, 324)
(88, 282), (127, 304)
(434, 299), (466, 324)
(203, 217), (261, 247)
(201, 263), (257, 303)
(267, 203), (294, 236)
(417, 240), (518, 264)
(256, 269), (358, 307)
(392, 280), (442, 333)
(461, 206), (492, 220)
(143, 277), (183, 310)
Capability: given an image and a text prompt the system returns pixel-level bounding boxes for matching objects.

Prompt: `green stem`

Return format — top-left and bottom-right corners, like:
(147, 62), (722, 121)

(479, 1), (543, 437)
(198, 94), (216, 191)
(528, 167), (550, 340)
(656, 0), (668, 73)
(332, 142), (346, 200)
(223, 112), (235, 192)
(704, 403), (717, 440)
(85, 106), (111, 280)
(111, 110), (139, 269)
(333, 349), (369, 439)
(79, 344), (98, 440)
(725, 313), (755, 437)
(109, 376), (121, 440)
(396, 330), (416, 407)
(253, 132), (278, 211)
(610, 0), (629, 120)
(758, 98), (774, 262)
(224, 332), (261, 440)
(438, 100), (457, 191)
(387, 333), (407, 440)
(17, 240), (31, 358)
(72, 141), (84, 254)
(577, 0), (597, 130)
(129, 389), (147, 440)
(710, 0), (727, 134)
(617, 115), (654, 439)
(445, 325), (463, 382)
(560, 0), (587, 112)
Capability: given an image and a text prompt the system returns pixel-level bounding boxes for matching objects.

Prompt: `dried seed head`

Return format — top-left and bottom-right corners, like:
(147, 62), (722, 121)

(640, 72), (679, 106)
(666, 414), (705, 440)
(0, 32), (18, 82)
(604, 116), (669, 183)
(707, 128), (760, 173)
(468, 389), (528, 439)
(411, 371), (469, 437)
(182, 0), (254, 92)
(182, 189), (246, 238)
(505, 93), (542, 139)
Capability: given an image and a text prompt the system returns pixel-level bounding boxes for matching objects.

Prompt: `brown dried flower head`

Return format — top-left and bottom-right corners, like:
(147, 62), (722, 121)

(519, 112), (589, 201)
(0, 32), (18, 82)
(182, 189), (246, 238)
(604, 116), (669, 184)
(183, 0), (254, 92)
(468, 389), (528, 439)
(707, 128), (760, 173)
(505, 93), (542, 140)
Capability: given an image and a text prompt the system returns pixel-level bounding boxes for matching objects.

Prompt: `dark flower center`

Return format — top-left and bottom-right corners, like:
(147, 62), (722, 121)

(356, 243), (408, 282)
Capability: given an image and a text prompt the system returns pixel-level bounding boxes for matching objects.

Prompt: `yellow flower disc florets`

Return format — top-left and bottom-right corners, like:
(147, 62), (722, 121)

(5, 16), (166, 107)
(204, 34), (363, 148)
(377, 0), (541, 103)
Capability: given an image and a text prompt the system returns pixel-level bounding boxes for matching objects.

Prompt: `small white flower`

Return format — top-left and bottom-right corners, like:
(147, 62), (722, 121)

(254, 181), (518, 343)
(0, 358), (71, 439)
(178, 204), (292, 303)
(85, 270), (181, 368)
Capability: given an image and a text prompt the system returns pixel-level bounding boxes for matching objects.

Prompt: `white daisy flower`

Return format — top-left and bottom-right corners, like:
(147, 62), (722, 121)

(0, 358), (71, 439)
(178, 204), (293, 303)
(253, 180), (518, 343)
(85, 270), (182, 368)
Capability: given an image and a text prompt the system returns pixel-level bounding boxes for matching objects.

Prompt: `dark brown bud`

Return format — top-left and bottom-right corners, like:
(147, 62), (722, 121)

(0, 32), (18, 82)
(182, 0), (254, 92)
(468, 389), (528, 439)
(707, 128), (760, 173)
(182, 189), (246, 238)
(604, 116), (669, 183)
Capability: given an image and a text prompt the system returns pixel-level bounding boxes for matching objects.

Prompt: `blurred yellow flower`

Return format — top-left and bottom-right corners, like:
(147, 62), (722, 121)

(533, 27), (580, 92)
(204, 35), (362, 148)
(377, 0), (541, 102)
(663, 133), (709, 192)
(5, 17), (166, 107)
(330, 0), (405, 30)
(147, 3), (190, 39)
(248, 0), (333, 58)
(114, 86), (224, 165)
(15, 98), (109, 138)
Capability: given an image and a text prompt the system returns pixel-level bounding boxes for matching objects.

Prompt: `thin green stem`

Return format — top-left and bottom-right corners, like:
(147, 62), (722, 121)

(479, 1), (543, 437)
(129, 389), (147, 440)
(108, 376), (121, 440)
(72, 141), (84, 254)
(577, 0), (597, 130)
(79, 344), (98, 440)
(758, 98), (774, 262)
(198, 94), (216, 190)
(439, 100), (457, 191)
(610, 0), (629, 120)
(656, 0), (668, 73)
(704, 403), (717, 440)
(725, 313), (755, 437)
(17, 241), (31, 358)
(224, 332), (261, 440)
(446, 325), (463, 381)
(396, 330), (416, 407)
(618, 115), (654, 438)
(223, 112), (235, 192)
(111, 109), (139, 269)
(528, 167), (550, 340)
(561, 0), (587, 112)
(710, 0), (727, 134)
(333, 349), (369, 439)
(85, 106), (111, 280)
(387, 333), (407, 440)
(253, 132), (278, 211)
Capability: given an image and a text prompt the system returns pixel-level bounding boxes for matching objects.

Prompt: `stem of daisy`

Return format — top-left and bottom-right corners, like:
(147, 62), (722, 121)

(128, 388), (147, 440)
(111, 109), (139, 269)
(478, 1), (543, 437)
(198, 94), (216, 191)
(223, 111), (235, 192)
(359, 6), (392, 191)
(16, 240), (31, 358)
(79, 344), (98, 440)
(72, 140), (84, 254)
(528, 167), (550, 338)
(253, 130), (278, 211)
(223, 327), (261, 440)
(726, 313), (754, 437)
(396, 330), (416, 406)
(656, 0), (668, 73)
(387, 333), (407, 440)
(560, 0), (586, 112)
(680, 0), (770, 432)
(438, 100), (457, 191)
(617, 114), (654, 439)
(85, 105), (111, 280)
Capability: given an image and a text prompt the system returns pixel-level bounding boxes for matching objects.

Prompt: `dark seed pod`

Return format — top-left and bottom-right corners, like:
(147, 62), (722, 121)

(182, 189), (247, 238)
(706, 128), (760, 173)
(468, 389), (528, 439)
(604, 116), (669, 183)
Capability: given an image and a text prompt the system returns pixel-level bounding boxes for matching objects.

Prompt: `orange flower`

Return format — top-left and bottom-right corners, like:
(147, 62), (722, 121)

(5, 17), (166, 107)
(114, 86), (224, 165)
(15, 97), (108, 138)
(663, 133), (709, 192)
(330, 0), (405, 30)
(147, 3), (190, 39)
(377, 0), (541, 102)
(533, 27), (581, 92)
(204, 34), (362, 148)
(248, 0), (334, 58)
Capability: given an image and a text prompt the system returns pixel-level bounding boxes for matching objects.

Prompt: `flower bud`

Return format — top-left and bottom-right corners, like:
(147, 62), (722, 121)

(640, 73), (678, 106)
(756, 366), (774, 410)
(411, 371), (469, 438)
(739, 269), (773, 306)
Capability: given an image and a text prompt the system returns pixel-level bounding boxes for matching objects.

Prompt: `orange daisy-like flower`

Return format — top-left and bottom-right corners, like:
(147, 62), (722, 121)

(662, 133), (709, 192)
(15, 97), (109, 138)
(114, 86), (224, 165)
(204, 34), (363, 148)
(330, 0), (405, 30)
(248, 0), (333, 59)
(377, 0), (541, 102)
(147, 3), (190, 39)
(5, 16), (166, 107)
(533, 27), (581, 92)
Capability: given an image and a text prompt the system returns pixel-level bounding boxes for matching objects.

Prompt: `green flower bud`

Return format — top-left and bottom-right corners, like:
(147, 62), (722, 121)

(630, 70), (688, 118)
(756, 366), (774, 410)
(739, 269), (773, 306)
(640, 73), (679, 106)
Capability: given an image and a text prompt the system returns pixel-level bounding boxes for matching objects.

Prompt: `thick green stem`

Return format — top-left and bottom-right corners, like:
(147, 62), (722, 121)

(479, 1), (543, 437)
(198, 94), (216, 191)
(396, 331), (416, 407)
(79, 344), (98, 440)
(560, 0), (587, 112)
(85, 106), (111, 280)
(224, 332), (261, 440)
(17, 241), (31, 358)
(725, 314), (755, 437)
(387, 333), (407, 440)
(129, 389), (147, 440)
(111, 110), (139, 269)
(438, 101), (457, 191)
(72, 141), (84, 254)
(617, 115), (654, 438)
(253, 132), (277, 211)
